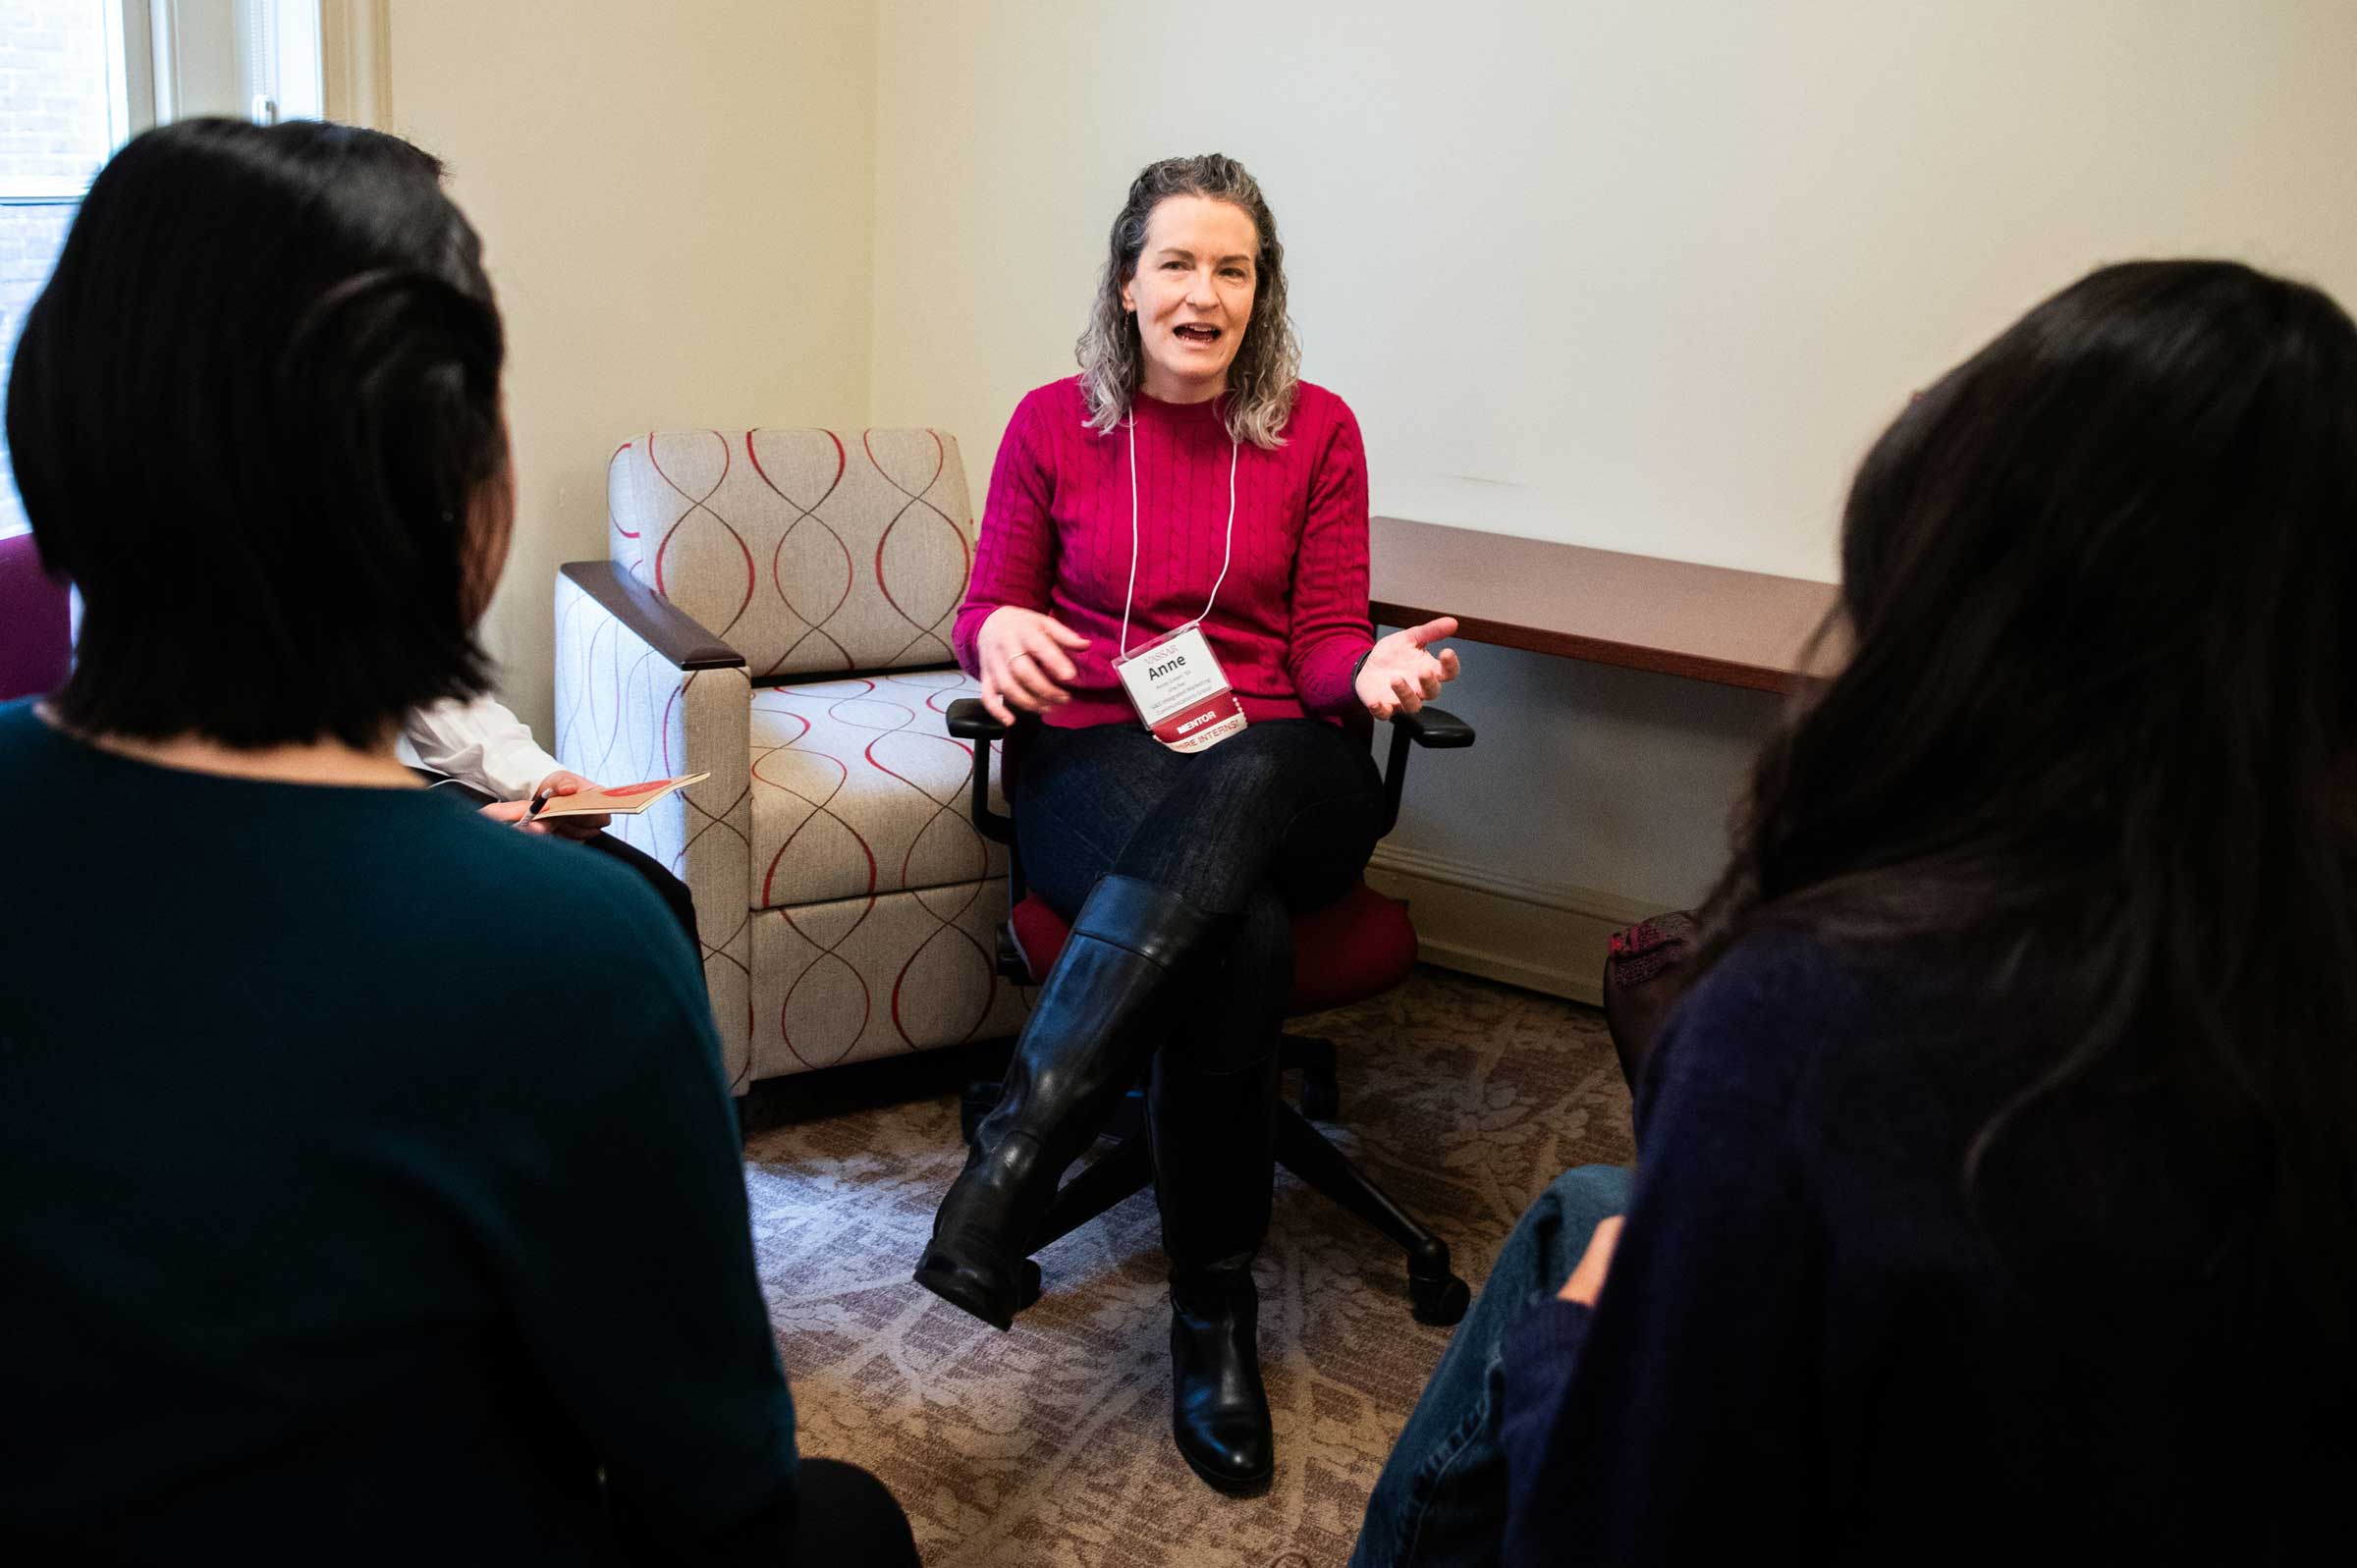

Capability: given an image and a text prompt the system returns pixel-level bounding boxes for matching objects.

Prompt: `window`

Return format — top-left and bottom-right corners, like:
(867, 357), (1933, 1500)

(0, 2), (324, 538)
(0, 0), (144, 537)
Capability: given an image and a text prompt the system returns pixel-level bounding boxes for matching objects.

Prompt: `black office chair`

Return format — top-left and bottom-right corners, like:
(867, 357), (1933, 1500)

(947, 699), (1476, 1325)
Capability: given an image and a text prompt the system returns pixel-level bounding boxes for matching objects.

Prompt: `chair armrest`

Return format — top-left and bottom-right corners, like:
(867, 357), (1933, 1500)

(553, 564), (754, 1087)
(558, 561), (744, 671)
(1379, 704), (1476, 837)
(946, 696), (1010, 740)
(1394, 705), (1474, 749)
(946, 698), (1017, 848)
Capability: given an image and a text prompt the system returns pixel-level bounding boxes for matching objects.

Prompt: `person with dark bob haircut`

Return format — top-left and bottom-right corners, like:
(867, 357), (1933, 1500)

(1350, 259), (2357, 1567)
(7, 105), (698, 947)
(0, 119), (916, 1566)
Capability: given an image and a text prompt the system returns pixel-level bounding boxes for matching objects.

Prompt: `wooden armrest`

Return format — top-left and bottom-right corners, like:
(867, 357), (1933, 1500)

(559, 561), (744, 671)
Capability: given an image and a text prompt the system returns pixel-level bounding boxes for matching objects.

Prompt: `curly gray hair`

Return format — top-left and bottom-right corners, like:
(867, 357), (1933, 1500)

(1074, 153), (1302, 450)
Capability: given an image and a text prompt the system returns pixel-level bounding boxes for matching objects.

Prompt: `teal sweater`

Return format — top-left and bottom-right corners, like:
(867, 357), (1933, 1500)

(0, 701), (797, 1563)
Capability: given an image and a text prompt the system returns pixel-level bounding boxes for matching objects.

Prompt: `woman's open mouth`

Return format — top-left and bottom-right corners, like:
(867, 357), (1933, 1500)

(1172, 322), (1222, 346)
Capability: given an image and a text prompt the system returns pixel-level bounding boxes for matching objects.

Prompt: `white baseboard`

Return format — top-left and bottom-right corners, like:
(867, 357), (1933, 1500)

(1363, 844), (1669, 1006)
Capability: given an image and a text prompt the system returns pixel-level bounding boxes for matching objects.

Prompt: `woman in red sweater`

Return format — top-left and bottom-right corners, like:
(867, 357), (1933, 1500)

(914, 153), (1460, 1491)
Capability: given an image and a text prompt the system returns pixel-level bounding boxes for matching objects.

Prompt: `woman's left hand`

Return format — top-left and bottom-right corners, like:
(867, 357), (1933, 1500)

(526, 769), (612, 840)
(1355, 616), (1462, 720)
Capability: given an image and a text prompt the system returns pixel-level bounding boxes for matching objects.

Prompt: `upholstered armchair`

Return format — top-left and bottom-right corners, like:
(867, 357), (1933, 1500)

(553, 429), (1028, 1093)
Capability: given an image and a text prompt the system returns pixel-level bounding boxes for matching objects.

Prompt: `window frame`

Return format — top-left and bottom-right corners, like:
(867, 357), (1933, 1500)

(0, 2), (157, 206)
(0, 4), (163, 541)
(2, 3), (337, 540)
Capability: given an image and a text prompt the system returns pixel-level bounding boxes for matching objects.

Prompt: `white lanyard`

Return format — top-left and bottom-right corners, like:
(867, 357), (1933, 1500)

(1119, 412), (1239, 660)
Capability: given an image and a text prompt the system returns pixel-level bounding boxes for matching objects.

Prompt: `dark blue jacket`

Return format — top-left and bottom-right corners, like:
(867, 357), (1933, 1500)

(1502, 926), (2343, 1564)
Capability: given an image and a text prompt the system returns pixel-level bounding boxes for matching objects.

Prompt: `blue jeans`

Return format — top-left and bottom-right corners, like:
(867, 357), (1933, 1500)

(1349, 1164), (1633, 1568)
(1014, 719), (1384, 1074)
(1015, 718), (1384, 918)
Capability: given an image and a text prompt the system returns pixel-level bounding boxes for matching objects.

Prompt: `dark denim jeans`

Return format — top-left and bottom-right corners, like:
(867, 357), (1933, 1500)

(1015, 718), (1384, 1072)
(1017, 717), (1384, 916)
(1349, 1164), (1633, 1568)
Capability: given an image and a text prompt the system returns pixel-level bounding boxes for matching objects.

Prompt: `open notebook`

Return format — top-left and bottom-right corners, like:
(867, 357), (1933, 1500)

(531, 772), (710, 821)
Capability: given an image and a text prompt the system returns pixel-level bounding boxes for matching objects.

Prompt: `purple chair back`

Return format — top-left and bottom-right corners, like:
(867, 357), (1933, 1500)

(0, 531), (71, 701)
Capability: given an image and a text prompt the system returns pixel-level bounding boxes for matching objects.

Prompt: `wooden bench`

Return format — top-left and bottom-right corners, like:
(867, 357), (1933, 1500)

(1367, 515), (1839, 694)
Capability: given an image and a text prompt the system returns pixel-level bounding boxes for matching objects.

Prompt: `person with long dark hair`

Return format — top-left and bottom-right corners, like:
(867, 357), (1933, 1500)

(913, 153), (1462, 1491)
(1350, 259), (2357, 1566)
(0, 120), (914, 1564)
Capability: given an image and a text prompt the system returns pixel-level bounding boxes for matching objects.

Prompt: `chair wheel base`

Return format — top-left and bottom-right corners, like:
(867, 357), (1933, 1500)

(1297, 1077), (1341, 1121)
(1285, 1033), (1341, 1121)
(1409, 1272), (1471, 1326)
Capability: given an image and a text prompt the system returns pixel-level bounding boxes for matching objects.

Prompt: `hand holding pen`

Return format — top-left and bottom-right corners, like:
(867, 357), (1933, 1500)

(524, 770), (613, 838)
(478, 770), (614, 839)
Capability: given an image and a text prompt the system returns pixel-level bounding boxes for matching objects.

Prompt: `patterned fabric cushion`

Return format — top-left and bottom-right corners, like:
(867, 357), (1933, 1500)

(749, 882), (1030, 1076)
(748, 669), (1009, 911)
(609, 428), (974, 680)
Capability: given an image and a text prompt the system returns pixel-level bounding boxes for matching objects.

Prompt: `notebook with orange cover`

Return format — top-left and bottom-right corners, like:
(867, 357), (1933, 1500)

(531, 772), (710, 820)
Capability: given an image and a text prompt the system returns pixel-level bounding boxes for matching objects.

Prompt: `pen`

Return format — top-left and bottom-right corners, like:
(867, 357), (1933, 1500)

(526, 787), (553, 818)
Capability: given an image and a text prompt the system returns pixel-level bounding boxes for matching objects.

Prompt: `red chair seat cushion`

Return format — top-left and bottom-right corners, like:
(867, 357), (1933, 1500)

(1007, 881), (1416, 1015)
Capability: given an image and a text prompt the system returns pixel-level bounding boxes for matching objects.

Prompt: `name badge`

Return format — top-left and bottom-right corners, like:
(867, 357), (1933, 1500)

(1110, 622), (1247, 753)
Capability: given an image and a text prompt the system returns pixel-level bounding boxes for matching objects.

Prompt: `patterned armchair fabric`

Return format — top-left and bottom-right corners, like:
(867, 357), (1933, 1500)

(555, 428), (1028, 1089)
(609, 427), (974, 679)
(747, 672), (1009, 910)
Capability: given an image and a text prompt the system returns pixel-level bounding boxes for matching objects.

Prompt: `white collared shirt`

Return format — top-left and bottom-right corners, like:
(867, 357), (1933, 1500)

(396, 696), (562, 801)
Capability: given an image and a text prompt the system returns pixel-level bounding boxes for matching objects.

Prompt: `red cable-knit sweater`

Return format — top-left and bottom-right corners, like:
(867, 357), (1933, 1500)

(953, 376), (1376, 730)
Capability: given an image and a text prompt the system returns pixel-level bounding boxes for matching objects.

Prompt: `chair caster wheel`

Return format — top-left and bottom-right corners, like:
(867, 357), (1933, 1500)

(1298, 1076), (1341, 1121)
(1409, 1271), (1470, 1326)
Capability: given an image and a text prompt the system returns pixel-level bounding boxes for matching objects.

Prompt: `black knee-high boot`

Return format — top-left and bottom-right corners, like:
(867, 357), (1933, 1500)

(1150, 904), (1288, 1491)
(914, 875), (1227, 1330)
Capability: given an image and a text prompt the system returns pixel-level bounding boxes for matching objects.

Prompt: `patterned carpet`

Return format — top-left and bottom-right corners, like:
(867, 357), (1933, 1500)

(741, 967), (1634, 1568)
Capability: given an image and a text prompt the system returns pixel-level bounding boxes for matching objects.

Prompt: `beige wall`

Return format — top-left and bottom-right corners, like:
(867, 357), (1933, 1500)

(869, 0), (2357, 942)
(872, 0), (2357, 580)
(386, 0), (878, 737)
(375, 1), (2357, 965)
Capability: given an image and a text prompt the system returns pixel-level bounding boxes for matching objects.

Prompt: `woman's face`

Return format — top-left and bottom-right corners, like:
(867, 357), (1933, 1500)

(1120, 194), (1258, 403)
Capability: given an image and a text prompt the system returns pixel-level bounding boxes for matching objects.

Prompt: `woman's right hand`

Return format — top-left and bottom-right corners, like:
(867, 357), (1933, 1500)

(478, 799), (549, 836)
(976, 606), (1090, 726)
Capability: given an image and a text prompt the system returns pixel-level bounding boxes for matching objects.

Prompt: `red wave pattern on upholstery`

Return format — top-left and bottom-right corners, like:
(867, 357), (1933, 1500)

(748, 670), (1008, 910)
(1008, 881), (1417, 1015)
(568, 426), (1026, 1086)
(608, 428), (974, 681)
(755, 882), (1025, 1073)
